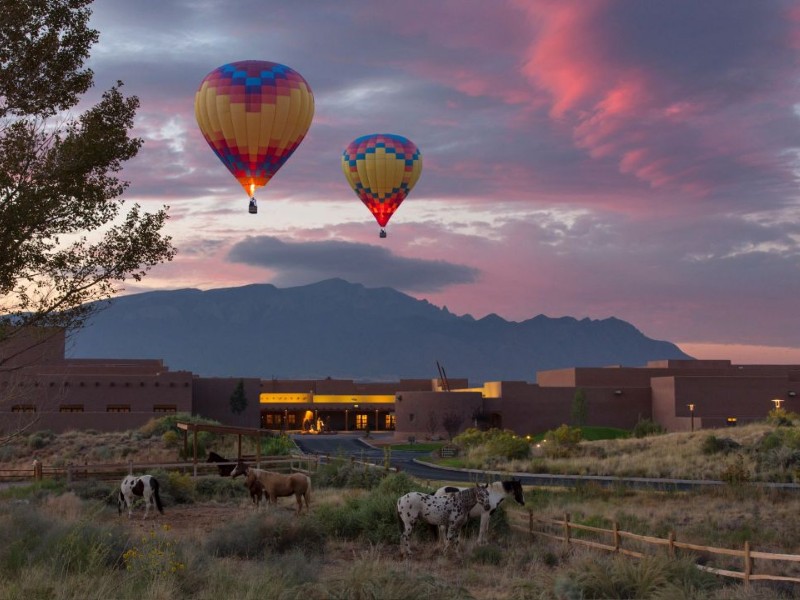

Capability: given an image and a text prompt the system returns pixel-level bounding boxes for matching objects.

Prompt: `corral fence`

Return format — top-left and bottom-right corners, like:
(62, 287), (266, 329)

(519, 511), (800, 586)
(0, 454), (320, 485)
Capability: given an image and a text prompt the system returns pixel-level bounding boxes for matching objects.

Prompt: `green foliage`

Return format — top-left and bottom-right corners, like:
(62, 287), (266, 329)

(260, 433), (294, 456)
(204, 512), (325, 559)
(720, 454), (751, 485)
(701, 434), (742, 455)
(571, 387), (588, 426)
(161, 430), (180, 448)
(452, 428), (530, 460)
(164, 471), (195, 504)
(193, 476), (242, 502)
(0, 0), (175, 372)
(27, 430), (55, 450)
(539, 424), (582, 458)
(632, 417), (666, 438)
(229, 379), (247, 415)
(767, 407), (798, 427)
(313, 457), (390, 490)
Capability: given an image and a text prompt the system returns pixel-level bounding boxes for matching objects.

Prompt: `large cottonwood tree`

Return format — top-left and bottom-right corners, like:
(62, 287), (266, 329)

(0, 0), (176, 367)
(0, 0), (176, 441)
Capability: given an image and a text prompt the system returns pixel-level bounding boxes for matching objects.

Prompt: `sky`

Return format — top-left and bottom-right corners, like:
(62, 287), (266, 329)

(82, 0), (800, 364)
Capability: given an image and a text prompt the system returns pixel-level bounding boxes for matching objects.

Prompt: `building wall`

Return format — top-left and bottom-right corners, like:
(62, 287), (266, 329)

(192, 378), (263, 428)
(393, 391), (483, 440)
(0, 327), (65, 369)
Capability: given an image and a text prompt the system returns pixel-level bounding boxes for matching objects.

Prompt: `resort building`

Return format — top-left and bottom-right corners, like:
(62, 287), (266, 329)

(1, 328), (798, 438)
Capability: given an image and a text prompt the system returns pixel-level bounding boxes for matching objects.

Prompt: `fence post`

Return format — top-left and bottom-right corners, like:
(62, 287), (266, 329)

(744, 541), (751, 586)
(668, 531), (676, 558)
(613, 521), (620, 553)
(67, 464), (73, 485)
(563, 513), (571, 552)
(128, 459), (133, 475)
(33, 459), (42, 481)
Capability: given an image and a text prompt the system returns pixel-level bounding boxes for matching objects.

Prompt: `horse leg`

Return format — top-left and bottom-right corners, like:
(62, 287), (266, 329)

(294, 492), (302, 515)
(478, 512), (490, 545)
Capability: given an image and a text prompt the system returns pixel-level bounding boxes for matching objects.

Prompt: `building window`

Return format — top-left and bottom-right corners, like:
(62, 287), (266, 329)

(12, 405), (36, 413)
(355, 414), (368, 430)
(409, 413), (415, 422)
(726, 417), (737, 427)
(106, 405), (131, 413)
(265, 414), (276, 426)
(60, 405), (84, 413)
(153, 405), (177, 413)
(385, 414), (396, 430)
(287, 414), (297, 425)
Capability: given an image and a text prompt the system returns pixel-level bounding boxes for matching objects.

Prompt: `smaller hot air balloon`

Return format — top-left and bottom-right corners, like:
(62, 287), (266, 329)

(341, 133), (422, 237)
(194, 60), (314, 214)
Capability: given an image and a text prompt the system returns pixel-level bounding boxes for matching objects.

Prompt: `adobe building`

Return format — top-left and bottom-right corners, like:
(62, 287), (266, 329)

(1, 327), (798, 438)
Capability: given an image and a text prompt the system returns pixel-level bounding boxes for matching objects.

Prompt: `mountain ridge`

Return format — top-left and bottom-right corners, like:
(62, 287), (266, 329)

(67, 278), (692, 384)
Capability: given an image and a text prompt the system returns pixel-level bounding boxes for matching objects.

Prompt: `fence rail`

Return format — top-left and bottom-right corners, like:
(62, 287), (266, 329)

(518, 511), (800, 586)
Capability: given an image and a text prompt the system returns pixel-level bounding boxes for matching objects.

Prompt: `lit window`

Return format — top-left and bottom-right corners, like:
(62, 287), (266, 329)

(356, 414), (368, 430)
(385, 414), (396, 429)
(60, 405), (84, 413)
(153, 405), (176, 413)
(106, 405), (130, 413)
(727, 417), (737, 427)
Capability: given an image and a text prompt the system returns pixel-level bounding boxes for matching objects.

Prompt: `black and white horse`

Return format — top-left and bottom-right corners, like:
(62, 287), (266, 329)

(397, 485), (490, 557)
(118, 474), (164, 519)
(434, 479), (525, 544)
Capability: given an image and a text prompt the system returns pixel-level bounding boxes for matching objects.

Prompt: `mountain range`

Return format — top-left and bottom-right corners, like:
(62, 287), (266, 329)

(67, 278), (692, 384)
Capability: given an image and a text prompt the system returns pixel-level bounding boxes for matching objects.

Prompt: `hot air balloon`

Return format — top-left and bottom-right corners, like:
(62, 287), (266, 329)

(341, 134), (422, 237)
(194, 60), (314, 214)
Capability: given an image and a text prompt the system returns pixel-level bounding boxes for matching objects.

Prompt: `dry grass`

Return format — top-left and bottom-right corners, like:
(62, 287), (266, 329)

(499, 423), (779, 481)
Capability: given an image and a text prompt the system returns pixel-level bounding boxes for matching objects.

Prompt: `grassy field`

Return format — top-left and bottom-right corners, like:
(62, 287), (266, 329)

(2, 420), (800, 598)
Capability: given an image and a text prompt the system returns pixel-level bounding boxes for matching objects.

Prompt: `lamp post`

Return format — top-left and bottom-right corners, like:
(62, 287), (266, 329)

(687, 403), (695, 432)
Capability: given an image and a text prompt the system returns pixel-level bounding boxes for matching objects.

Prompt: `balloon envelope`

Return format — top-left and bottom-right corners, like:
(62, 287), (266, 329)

(341, 133), (422, 228)
(195, 60), (314, 201)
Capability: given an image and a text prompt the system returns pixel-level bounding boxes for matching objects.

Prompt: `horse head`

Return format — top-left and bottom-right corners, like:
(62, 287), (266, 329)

(476, 483), (491, 512)
(230, 460), (249, 478)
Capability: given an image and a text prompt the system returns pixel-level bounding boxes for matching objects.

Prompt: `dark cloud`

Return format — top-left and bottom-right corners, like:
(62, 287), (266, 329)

(227, 236), (479, 292)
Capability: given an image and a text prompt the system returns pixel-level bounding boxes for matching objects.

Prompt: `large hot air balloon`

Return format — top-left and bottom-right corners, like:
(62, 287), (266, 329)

(194, 60), (314, 214)
(341, 133), (422, 237)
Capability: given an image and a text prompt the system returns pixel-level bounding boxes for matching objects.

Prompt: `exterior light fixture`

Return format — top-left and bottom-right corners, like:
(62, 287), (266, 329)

(789, 391), (797, 398)
(772, 399), (784, 410)
(687, 403), (695, 432)
(614, 390), (623, 396)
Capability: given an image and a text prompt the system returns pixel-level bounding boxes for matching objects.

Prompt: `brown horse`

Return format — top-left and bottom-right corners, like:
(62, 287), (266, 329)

(230, 461), (311, 515)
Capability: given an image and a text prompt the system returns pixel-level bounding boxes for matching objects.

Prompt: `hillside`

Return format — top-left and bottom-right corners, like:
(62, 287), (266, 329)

(67, 278), (691, 383)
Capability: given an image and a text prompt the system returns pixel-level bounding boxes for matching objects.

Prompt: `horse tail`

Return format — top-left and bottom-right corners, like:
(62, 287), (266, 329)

(117, 490), (124, 515)
(151, 477), (165, 514)
(304, 476), (311, 507)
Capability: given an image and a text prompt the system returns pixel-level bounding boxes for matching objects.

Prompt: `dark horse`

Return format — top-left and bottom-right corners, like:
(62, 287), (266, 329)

(206, 451), (236, 477)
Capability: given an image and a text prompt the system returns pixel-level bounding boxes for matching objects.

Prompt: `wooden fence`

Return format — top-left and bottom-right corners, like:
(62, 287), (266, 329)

(0, 455), (320, 484)
(520, 511), (800, 586)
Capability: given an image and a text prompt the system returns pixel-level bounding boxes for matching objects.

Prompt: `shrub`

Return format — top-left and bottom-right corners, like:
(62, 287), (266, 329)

(204, 513), (325, 559)
(701, 435), (742, 455)
(452, 428), (531, 460)
(720, 454), (751, 485)
(632, 418), (666, 438)
(164, 471), (195, 504)
(193, 476), (242, 502)
(313, 457), (388, 490)
(539, 424), (582, 458)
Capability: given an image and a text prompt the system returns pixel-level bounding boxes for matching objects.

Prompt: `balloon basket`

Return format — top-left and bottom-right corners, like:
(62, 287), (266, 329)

(379, 229), (387, 238)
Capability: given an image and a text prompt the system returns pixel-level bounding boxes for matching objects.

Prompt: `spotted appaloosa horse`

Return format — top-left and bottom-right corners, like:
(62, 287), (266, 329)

(434, 479), (525, 544)
(397, 485), (491, 557)
(118, 474), (164, 519)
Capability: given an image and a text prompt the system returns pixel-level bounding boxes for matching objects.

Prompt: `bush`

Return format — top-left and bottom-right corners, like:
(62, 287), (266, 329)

(701, 435), (742, 455)
(204, 512), (325, 559)
(539, 424), (582, 458)
(313, 457), (388, 490)
(720, 454), (751, 485)
(632, 418), (666, 438)
(193, 476), (242, 502)
(452, 428), (531, 460)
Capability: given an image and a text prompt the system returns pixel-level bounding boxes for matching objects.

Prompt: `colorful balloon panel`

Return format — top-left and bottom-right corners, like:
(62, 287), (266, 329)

(341, 134), (422, 228)
(195, 60), (314, 199)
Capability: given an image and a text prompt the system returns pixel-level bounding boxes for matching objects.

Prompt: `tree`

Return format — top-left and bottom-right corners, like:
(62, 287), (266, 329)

(425, 410), (439, 439)
(229, 379), (248, 416)
(571, 388), (588, 427)
(441, 411), (464, 441)
(0, 0), (175, 433)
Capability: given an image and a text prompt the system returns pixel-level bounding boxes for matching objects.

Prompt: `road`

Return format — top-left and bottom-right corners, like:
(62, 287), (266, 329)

(291, 432), (800, 493)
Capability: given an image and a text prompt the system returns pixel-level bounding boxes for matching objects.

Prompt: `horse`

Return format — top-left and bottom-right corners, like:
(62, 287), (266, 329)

(230, 461), (311, 515)
(434, 479), (525, 544)
(206, 451), (236, 477)
(396, 484), (491, 557)
(247, 477), (266, 508)
(118, 474), (164, 520)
